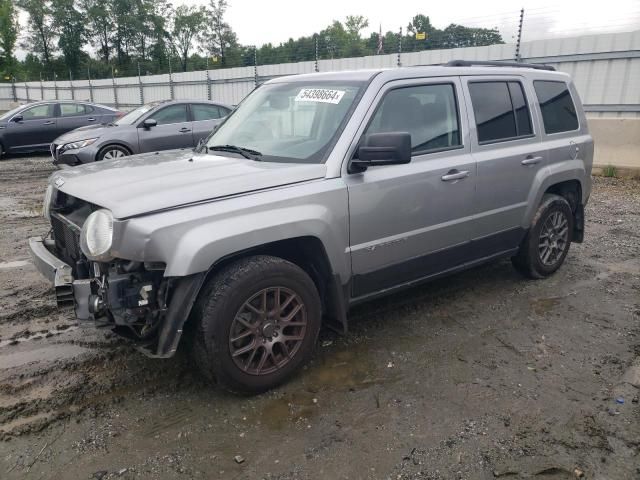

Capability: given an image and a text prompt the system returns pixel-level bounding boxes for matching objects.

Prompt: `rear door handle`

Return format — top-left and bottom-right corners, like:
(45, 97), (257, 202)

(441, 170), (470, 182)
(521, 156), (542, 166)
(179, 127), (191, 133)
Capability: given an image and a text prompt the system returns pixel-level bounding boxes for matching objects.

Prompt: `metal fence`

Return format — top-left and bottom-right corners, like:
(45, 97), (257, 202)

(1, 30), (639, 117)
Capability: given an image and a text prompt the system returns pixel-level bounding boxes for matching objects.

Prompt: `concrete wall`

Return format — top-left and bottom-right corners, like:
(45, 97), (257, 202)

(589, 117), (640, 176)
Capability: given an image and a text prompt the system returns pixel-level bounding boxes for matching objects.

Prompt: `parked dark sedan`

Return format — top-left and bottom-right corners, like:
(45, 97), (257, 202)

(0, 101), (122, 157)
(51, 100), (231, 165)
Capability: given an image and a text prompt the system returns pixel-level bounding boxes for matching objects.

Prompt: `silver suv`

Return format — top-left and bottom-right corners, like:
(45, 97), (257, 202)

(29, 61), (593, 393)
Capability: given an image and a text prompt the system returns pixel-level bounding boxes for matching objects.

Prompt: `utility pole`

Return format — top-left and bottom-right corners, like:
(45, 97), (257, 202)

(515, 8), (524, 62)
(87, 66), (94, 103)
(253, 46), (258, 87)
(53, 73), (58, 100)
(24, 76), (29, 102)
(39, 72), (44, 101)
(111, 66), (119, 109)
(397, 27), (403, 67)
(69, 70), (75, 100)
(168, 57), (174, 99)
(206, 69), (212, 101)
(137, 62), (144, 105)
(314, 36), (319, 72)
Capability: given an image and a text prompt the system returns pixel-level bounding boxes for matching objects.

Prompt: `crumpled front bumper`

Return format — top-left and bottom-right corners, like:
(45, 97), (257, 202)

(28, 236), (91, 319)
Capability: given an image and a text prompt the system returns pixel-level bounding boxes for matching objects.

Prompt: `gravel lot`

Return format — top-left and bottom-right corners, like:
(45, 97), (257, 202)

(0, 155), (639, 479)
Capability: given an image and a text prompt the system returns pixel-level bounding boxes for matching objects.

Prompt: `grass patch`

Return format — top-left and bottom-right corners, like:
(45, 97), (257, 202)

(602, 165), (617, 178)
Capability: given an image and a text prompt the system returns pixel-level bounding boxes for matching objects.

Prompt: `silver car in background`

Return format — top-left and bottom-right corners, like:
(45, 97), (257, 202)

(51, 99), (231, 165)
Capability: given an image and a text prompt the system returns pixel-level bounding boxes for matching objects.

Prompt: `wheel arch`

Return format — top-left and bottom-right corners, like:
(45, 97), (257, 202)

(96, 142), (133, 160)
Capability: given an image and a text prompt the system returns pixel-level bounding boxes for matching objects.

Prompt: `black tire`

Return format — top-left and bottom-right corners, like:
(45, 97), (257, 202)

(512, 194), (574, 279)
(96, 144), (130, 161)
(189, 255), (321, 394)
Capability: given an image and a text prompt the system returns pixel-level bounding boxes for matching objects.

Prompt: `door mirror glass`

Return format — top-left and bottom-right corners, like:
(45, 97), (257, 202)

(350, 132), (412, 173)
(12, 114), (23, 123)
(143, 118), (157, 128)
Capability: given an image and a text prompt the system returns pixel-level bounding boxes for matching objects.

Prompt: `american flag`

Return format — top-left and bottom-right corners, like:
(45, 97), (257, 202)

(377, 24), (383, 54)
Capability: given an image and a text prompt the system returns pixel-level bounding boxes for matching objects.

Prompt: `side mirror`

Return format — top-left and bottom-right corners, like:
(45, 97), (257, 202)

(12, 114), (23, 123)
(142, 118), (157, 129)
(349, 132), (412, 173)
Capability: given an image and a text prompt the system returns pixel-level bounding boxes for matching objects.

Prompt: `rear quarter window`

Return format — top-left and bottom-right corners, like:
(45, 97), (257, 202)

(533, 81), (579, 134)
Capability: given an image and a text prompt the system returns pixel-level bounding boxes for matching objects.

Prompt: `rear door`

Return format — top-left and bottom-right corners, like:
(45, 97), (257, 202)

(462, 76), (546, 256)
(57, 103), (99, 136)
(3, 103), (57, 151)
(137, 104), (193, 152)
(189, 103), (228, 144)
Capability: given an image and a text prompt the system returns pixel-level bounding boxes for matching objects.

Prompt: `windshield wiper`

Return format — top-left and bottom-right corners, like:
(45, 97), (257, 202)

(207, 144), (262, 160)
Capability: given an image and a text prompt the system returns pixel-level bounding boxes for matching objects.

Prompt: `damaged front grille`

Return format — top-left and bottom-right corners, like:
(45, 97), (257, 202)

(50, 213), (86, 277)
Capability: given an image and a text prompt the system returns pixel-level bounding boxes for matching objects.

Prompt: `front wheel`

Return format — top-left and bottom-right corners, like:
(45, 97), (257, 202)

(189, 255), (321, 394)
(97, 145), (129, 161)
(512, 194), (574, 279)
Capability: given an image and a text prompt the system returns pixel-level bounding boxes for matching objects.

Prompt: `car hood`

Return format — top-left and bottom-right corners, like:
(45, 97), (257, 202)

(51, 150), (327, 218)
(54, 123), (119, 143)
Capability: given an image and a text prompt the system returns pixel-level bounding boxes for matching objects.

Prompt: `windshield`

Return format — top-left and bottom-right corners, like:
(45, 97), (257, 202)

(205, 81), (364, 163)
(115, 102), (160, 125)
(0, 104), (26, 121)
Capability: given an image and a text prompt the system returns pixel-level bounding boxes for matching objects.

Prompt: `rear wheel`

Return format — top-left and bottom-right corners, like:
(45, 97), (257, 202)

(512, 194), (573, 279)
(189, 255), (321, 394)
(97, 145), (129, 161)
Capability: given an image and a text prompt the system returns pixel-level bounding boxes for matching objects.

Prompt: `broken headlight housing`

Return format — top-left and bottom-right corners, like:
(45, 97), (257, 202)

(80, 209), (114, 262)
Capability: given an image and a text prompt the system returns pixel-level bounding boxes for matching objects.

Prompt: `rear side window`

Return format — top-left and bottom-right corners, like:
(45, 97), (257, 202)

(469, 81), (533, 143)
(60, 103), (86, 116)
(365, 83), (461, 154)
(533, 81), (579, 134)
(191, 104), (223, 121)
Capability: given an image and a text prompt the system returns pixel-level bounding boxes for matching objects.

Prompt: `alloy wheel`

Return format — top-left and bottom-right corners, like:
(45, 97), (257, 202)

(538, 210), (569, 266)
(229, 287), (308, 376)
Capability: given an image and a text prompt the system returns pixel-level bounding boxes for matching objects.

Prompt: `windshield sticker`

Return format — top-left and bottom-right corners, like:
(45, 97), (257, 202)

(295, 88), (346, 104)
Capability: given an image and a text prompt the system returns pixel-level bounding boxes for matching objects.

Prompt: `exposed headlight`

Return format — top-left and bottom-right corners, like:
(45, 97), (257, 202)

(62, 138), (98, 150)
(43, 184), (54, 221)
(80, 209), (114, 262)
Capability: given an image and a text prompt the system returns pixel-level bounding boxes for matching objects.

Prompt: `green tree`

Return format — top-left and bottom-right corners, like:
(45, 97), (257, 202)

(170, 5), (206, 71)
(201, 0), (239, 67)
(81, 0), (113, 63)
(0, 0), (18, 70)
(51, 0), (85, 75)
(17, 0), (57, 68)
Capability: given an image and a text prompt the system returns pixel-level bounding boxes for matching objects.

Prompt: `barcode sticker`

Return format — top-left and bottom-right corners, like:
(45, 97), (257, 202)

(294, 88), (346, 104)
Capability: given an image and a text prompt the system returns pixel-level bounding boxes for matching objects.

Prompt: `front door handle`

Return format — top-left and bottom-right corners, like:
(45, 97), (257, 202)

(521, 156), (542, 166)
(179, 127), (191, 133)
(441, 170), (470, 182)
(43, 121), (55, 125)
(87, 117), (96, 122)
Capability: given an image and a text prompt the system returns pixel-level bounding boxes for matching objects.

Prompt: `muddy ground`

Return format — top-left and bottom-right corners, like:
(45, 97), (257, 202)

(0, 155), (638, 480)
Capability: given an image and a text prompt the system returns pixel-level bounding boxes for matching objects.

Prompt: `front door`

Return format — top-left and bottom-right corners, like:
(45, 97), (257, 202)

(345, 78), (476, 299)
(4, 103), (57, 151)
(137, 104), (193, 152)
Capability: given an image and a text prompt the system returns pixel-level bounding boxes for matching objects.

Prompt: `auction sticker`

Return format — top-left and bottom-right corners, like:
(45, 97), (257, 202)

(295, 88), (345, 104)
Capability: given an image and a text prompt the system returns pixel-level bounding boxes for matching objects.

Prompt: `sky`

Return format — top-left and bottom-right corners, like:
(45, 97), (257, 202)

(14, 0), (640, 60)
(182, 0), (640, 46)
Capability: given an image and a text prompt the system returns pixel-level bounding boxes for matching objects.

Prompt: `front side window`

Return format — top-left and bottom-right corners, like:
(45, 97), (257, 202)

(206, 81), (364, 163)
(469, 81), (533, 143)
(21, 104), (55, 119)
(365, 83), (461, 154)
(534, 81), (579, 134)
(151, 104), (188, 125)
(115, 102), (160, 126)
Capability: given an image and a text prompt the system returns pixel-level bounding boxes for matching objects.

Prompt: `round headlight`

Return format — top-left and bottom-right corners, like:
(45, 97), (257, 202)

(43, 185), (54, 221)
(80, 209), (114, 262)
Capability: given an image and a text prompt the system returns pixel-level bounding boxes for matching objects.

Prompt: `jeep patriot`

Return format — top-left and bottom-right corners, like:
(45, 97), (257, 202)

(29, 61), (593, 393)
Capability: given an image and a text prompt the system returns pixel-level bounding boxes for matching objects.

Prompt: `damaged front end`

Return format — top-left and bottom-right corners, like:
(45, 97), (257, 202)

(29, 189), (203, 357)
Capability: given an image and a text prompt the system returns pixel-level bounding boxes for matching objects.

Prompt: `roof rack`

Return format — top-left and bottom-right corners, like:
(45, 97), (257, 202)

(444, 60), (555, 71)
